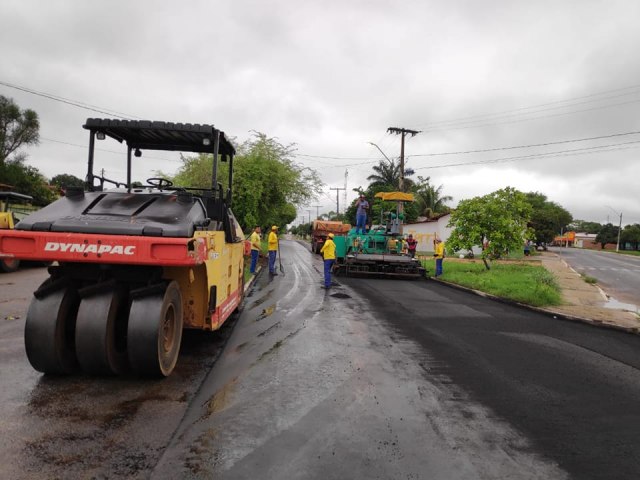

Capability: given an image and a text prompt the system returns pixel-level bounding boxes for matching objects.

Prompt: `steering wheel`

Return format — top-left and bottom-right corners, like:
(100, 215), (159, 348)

(146, 177), (174, 190)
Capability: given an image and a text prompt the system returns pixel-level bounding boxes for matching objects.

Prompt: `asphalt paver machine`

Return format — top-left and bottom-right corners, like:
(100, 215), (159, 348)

(0, 119), (246, 377)
(333, 192), (425, 279)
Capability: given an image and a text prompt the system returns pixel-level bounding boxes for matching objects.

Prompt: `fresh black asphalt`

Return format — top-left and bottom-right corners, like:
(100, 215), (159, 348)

(344, 276), (640, 480)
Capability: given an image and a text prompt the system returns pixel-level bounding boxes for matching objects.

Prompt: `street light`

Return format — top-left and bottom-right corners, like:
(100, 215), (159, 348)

(605, 205), (623, 252)
(367, 142), (394, 164)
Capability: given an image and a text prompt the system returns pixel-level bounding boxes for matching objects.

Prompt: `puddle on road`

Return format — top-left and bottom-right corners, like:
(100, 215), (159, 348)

(255, 304), (276, 321)
(249, 288), (275, 309)
(604, 297), (639, 313)
(205, 378), (237, 417)
(330, 293), (351, 299)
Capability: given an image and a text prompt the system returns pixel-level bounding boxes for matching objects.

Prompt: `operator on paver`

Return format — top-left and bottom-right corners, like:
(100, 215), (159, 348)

(268, 225), (279, 275)
(320, 232), (336, 289)
(249, 226), (261, 274)
(354, 194), (369, 234)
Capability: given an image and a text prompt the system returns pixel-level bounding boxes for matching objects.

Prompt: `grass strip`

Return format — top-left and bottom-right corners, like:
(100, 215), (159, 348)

(421, 259), (562, 307)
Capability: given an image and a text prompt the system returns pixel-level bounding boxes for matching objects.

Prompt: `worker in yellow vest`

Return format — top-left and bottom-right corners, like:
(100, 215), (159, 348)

(320, 233), (336, 289)
(434, 238), (445, 277)
(249, 226), (261, 274)
(268, 225), (279, 275)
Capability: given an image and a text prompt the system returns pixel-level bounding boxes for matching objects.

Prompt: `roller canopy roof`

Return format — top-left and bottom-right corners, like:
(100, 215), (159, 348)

(83, 118), (236, 156)
(0, 191), (33, 202)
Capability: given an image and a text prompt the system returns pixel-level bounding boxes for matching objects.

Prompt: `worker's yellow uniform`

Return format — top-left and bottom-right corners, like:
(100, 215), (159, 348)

(434, 241), (445, 276)
(250, 231), (261, 251)
(320, 238), (336, 260)
(320, 237), (336, 288)
(249, 230), (261, 274)
(388, 238), (397, 253)
(268, 230), (279, 274)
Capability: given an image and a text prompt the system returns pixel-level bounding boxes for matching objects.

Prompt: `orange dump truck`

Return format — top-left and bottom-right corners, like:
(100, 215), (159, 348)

(311, 220), (351, 254)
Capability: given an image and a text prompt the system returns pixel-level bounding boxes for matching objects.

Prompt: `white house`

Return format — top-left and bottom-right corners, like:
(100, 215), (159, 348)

(403, 214), (452, 253)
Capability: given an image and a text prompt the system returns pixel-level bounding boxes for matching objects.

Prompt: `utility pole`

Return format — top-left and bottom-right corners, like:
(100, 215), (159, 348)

(343, 169), (348, 215)
(387, 127), (420, 192)
(312, 205), (322, 220)
(606, 206), (623, 252)
(330, 187), (345, 217)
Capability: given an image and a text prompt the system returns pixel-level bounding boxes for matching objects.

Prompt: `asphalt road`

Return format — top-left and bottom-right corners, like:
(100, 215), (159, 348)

(154, 240), (640, 479)
(2, 243), (640, 479)
(550, 246), (640, 307)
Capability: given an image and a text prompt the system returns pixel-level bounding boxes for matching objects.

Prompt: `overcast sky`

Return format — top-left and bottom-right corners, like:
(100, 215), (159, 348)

(1, 0), (639, 226)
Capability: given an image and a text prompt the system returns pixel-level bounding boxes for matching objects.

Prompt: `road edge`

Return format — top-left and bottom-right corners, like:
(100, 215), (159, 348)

(429, 277), (640, 336)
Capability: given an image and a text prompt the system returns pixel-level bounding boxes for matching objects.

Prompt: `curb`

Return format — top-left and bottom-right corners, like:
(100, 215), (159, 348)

(244, 266), (261, 293)
(428, 276), (640, 336)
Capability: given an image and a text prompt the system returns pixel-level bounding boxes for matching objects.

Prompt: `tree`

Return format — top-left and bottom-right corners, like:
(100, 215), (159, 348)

(620, 224), (640, 251)
(569, 219), (602, 234)
(524, 192), (573, 246)
(595, 223), (619, 249)
(366, 158), (415, 192)
(51, 173), (84, 191)
(447, 187), (533, 269)
(413, 176), (452, 218)
(171, 132), (323, 231)
(0, 158), (55, 205)
(367, 160), (400, 189)
(0, 95), (40, 167)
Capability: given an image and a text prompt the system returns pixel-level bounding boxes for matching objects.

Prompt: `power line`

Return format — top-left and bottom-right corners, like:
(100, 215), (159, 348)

(411, 83), (640, 131)
(417, 97), (640, 134)
(40, 136), (180, 162)
(407, 130), (640, 158)
(412, 139), (640, 171)
(387, 127), (420, 193)
(329, 187), (346, 215)
(295, 152), (376, 160)
(292, 130), (640, 168)
(0, 79), (141, 119)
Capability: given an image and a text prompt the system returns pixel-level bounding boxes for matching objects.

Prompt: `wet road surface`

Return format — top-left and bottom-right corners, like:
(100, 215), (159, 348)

(3, 242), (640, 479)
(154, 241), (604, 480)
(0, 266), (238, 479)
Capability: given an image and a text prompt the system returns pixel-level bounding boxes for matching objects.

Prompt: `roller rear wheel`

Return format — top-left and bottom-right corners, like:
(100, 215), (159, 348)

(24, 286), (80, 374)
(128, 281), (183, 377)
(75, 286), (130, 375)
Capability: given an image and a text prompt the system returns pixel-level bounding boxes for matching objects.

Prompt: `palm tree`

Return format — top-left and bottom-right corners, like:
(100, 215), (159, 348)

(414, 176), (452, 218)
(366, 159), (414, 191)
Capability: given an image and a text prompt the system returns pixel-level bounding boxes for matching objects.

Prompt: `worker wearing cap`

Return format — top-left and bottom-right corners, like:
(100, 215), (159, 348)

(355, 194), (369, 234)
(320, 232), (336, 289)
(268, 225), (279, 275)
(249, 226), (261, 274)
(434, 238), (445, 277)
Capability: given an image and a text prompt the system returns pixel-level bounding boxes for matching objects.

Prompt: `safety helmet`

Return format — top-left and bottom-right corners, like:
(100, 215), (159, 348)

(328, 233), (334, 238)
(271, 225), (278, 230)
